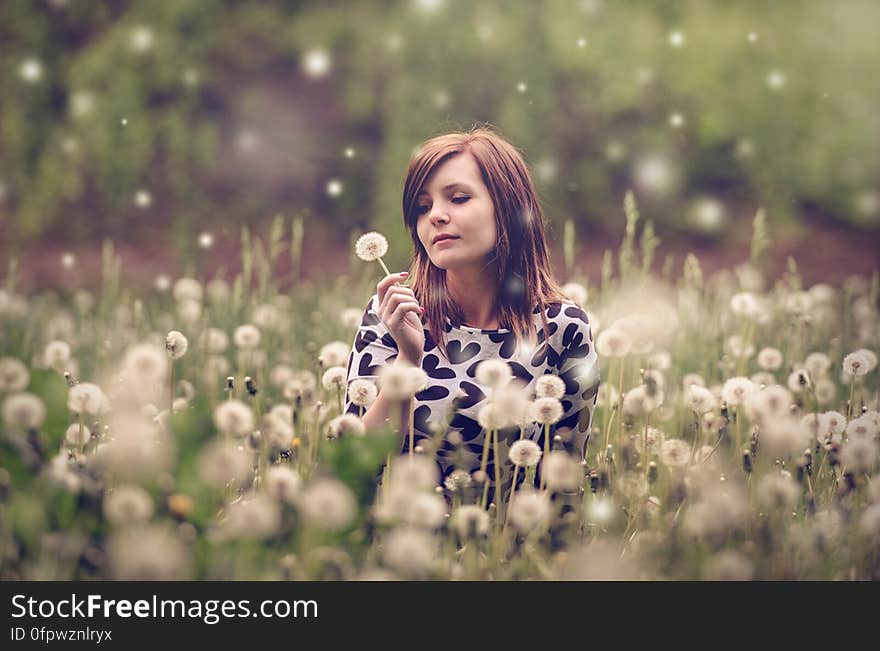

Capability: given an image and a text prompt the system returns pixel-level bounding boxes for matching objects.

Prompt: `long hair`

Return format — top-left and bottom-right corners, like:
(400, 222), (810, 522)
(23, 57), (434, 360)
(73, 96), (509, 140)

(402, 126), (569, 362)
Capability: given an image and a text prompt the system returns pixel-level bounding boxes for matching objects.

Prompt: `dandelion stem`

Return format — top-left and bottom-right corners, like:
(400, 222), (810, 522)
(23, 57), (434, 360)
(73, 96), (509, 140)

(377, 257), (391, 277)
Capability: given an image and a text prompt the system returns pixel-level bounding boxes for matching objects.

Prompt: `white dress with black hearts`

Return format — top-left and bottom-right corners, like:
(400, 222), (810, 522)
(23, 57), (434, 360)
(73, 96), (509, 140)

(343, 294), (599, 493)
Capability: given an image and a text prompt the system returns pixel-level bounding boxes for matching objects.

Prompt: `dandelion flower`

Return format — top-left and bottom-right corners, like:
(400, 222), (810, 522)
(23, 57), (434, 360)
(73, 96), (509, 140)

(597, 383), (619, 408)
(382, 528), (437, 578)
(475, 359), (512, 389)
(854, 348), (878, 373)
(535, 374), (566, 400)
(747, 384), (793, 422)
(65, 423), (91, 446)
(197, 440), (252, 490)
(846, 414), (879, 440)
(721, 377), (757, 407)
(477, 402), (512, 431)
(297, 478), (357, 532)
(67, 382), (108, 416)
(220, 494), (282, 541)
(532, 396), (564, 425)
(804, 352), (831, 379)
(0, 357), (29, 392)
(213, 399), (255, 437)
(165, 330), (188, 359)
(541, 451), (581, 492)
(786, 370), (810, 394)
(820, 411), (847, 439)
(842, 351), (872, 378)
(840, 437), (877, 475)
(561, 282), (588, 306)
(319, 341), (350, 367)
(596, 328), (631, 358)
(326, 414), (366, 439)
(348, 379), (378, 408)
(44, 341), (71, 370)
(107, 525), (193, 580)
(757, 472), (801, 511)
(704, 551), (754, 581)
(172, 277), (203, 303)
(261, 413), (294, 450)
(404, 493), (447, 529)
(508, 490), (551, 535)
(322, 366), (347, 391)
(685, 384), (716, 414)
(2, 392), (46, 430)
(355, 232), (391, 273)
(451, 505), (490, 539)
(121, 343), (168, 386)
(265, 465), (302, 504)
(660, 438), (691, 467)
(508, 439), (542, 467)
(386, 455), (439, 492)
(378, 364), (417, 401)
(407, 366), (429, 394)
(814, 378), (836, 405)
(757, 347), (783, 371)
(104, 485), (154, 525)
(233, 324), (261, 350)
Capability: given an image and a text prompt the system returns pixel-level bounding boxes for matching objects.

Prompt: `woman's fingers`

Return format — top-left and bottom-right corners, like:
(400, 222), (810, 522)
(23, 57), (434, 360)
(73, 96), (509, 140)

(379, 285), (417, 319)
(376, 272), (409, 308)
(389, 300), (421, 328)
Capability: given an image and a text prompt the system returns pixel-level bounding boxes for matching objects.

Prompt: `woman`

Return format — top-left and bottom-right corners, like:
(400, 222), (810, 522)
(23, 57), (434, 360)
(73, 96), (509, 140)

(343, 127), (598, 499)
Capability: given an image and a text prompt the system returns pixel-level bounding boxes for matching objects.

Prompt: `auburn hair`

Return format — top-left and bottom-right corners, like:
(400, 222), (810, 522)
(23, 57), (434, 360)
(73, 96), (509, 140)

(401, 126), (569, 363)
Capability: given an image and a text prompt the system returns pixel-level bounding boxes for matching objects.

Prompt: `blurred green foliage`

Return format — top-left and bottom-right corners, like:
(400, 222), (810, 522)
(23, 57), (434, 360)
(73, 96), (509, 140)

(1, 0), (878, 266)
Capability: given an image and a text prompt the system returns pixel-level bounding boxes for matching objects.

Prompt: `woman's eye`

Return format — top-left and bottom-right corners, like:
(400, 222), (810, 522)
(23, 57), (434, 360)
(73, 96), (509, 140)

(416, 205), (429, 215)
(452, 196), (470, 204)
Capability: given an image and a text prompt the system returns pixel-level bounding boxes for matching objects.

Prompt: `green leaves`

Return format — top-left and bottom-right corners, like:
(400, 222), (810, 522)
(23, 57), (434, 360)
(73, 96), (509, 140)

(318, 428), (397, 507)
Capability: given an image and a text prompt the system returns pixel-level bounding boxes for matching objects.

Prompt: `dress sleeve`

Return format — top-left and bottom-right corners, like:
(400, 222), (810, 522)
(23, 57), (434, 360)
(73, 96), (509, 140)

(554, 305), (600, 461)
(343, 294), (400, 416)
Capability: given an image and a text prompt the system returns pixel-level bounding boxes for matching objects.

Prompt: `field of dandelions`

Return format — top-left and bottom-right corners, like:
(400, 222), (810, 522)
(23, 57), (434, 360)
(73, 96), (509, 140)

(1, 201), (879, 581)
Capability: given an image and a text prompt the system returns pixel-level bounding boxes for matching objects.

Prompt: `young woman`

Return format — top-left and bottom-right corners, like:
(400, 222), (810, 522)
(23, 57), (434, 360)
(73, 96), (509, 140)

(343, 127), (599, 499)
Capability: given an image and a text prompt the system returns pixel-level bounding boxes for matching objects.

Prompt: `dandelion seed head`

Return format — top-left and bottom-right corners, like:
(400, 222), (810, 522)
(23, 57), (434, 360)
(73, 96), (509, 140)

(19, 58), (43, 82)
(508, 490), (551, 535)
(2, 392), (46, 430)
(542, 451), (581, 491)
(60, 252), (76, 268)
(382, 527), (437, 578)
(757, 347), (783, 371)
(0, 357), (30, 392)
(213, 400), (255, 437)
(475, 359), (512, 389)
(197, 440), (252, 490)
(326, 414), (366, 439)
(107, 525), (192, 580)
(355, 232), (389, 262)
(387, 455), (439, 492)
(265, 465), (302, 504)
(348, 378), (378, 408)
(297, 478), (357, 532)
(67, 382), (109, 416)
(233, 324), (261, 349)
(104, 485), (154, 525)
(218, 494), (282, 541)
(451, 505), (489, 539)
(508, 439), (542, 467)
(532, 396), (564, 425)
(596, 328), (631, 357)
(165, 330), (188, 360)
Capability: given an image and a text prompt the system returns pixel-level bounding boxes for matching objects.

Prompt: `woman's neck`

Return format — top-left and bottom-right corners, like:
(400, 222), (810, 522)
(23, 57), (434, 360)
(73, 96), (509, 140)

(445, 262), (500, 329)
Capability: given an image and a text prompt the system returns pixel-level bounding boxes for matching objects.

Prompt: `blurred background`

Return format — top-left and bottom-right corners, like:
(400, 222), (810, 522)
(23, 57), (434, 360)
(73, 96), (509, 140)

(1, 0), (878, 292)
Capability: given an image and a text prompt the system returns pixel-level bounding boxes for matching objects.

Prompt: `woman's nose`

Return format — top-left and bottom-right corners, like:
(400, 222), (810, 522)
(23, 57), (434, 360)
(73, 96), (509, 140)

(430, 208), (449, 224)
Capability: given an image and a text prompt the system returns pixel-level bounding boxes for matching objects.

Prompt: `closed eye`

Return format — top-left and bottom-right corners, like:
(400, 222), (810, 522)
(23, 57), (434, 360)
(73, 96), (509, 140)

(416, 196), (470, 215)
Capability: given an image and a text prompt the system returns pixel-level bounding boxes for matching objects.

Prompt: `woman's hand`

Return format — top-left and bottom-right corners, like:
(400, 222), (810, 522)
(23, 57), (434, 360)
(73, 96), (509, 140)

(376, 272), (425, 365)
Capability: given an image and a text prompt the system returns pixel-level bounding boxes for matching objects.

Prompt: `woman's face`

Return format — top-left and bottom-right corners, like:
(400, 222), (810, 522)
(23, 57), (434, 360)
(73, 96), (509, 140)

(415, 152), (498, 272)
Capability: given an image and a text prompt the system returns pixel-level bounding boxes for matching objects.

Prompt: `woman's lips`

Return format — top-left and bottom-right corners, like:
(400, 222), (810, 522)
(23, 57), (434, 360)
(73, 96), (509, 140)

(435, 237), (459, 246)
